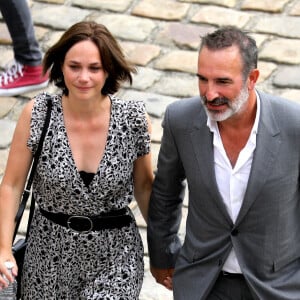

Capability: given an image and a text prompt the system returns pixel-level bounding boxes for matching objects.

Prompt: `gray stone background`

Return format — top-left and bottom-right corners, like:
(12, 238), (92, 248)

(0, 0), (300, 299)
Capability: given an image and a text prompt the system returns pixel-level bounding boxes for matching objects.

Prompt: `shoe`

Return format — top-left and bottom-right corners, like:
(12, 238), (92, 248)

(0, 60), (49, 97)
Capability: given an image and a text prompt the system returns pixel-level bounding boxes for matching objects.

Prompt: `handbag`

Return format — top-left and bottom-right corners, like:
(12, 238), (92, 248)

(12, 94), (52, 299)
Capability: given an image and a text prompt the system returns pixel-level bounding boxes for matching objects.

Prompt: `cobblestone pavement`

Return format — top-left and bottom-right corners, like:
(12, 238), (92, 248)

(1, 0), (300, 299)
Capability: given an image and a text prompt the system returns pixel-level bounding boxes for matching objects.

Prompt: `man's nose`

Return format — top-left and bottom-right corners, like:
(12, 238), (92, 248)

(203, 83), (219, 101)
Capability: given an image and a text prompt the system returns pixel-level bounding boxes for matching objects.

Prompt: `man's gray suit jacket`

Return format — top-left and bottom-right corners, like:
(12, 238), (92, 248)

(147, 91), (300, 300)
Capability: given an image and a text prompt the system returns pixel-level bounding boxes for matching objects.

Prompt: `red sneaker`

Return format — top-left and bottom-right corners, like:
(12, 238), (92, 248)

(0, 60), (49, 97)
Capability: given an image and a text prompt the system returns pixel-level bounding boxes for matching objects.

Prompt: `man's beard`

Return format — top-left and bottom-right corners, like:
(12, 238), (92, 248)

(201, 85), (249, 122)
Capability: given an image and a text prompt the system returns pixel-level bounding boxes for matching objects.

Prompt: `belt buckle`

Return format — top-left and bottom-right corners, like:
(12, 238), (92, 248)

(67, 215), (93, 233)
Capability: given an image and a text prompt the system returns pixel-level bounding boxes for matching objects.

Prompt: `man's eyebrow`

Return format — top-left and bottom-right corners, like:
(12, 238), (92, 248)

(196, 73), (205, 79)
(196, 74), (232, 82)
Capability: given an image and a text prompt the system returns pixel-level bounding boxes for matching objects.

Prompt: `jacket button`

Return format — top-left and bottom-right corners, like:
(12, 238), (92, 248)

(231, 228), (239, 236)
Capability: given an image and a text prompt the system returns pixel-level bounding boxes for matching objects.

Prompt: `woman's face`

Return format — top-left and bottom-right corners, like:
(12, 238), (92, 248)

(62, 39), (108, 100)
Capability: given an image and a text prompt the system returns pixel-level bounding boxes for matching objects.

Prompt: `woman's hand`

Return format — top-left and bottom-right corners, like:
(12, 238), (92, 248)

(0, 252), (17, 289)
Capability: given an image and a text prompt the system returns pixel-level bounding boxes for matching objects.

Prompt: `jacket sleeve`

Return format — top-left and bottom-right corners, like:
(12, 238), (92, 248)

(147, 103), (186, 269)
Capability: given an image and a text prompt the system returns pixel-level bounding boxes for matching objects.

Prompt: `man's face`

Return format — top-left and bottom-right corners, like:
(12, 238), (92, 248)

(197, 45), (250, 122)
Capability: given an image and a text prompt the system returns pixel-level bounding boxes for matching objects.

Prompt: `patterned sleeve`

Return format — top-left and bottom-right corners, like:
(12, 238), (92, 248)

(27, 92), (50, 155)
(128, 100), (151, 158)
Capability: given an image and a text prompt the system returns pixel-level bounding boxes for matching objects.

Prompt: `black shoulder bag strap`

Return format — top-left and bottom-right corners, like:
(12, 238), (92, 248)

(13, 95), (52, 241)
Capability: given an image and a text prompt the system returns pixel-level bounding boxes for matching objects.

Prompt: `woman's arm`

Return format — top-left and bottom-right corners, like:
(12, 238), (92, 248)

(0, 100), (34, 285)
(133, 113), (154, 223)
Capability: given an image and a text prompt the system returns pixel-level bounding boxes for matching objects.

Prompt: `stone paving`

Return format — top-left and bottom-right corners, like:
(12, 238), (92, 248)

(1, 0), (300, 299)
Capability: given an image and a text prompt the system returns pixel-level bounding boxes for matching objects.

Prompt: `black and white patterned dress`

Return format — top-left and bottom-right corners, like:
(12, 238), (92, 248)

(22, 93), (150, 299)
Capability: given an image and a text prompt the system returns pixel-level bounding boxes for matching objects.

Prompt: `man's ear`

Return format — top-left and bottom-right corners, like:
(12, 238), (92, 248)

(248, 69), (259, 90)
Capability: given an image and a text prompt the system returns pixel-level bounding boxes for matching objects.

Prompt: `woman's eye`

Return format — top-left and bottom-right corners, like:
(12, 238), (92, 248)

(90, 66), (102, 71)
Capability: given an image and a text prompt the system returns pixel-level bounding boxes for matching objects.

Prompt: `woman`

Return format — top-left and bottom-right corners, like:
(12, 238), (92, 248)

(0, 21), (153, 299)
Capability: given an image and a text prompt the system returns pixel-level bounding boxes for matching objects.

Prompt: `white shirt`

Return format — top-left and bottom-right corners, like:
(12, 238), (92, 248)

(206, 93), (261, 273)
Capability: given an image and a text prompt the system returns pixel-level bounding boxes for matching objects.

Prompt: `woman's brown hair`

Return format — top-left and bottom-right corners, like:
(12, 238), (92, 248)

(43, 21), (136, 95)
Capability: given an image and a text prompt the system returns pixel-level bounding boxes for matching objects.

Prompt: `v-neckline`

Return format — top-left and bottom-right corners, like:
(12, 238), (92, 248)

(60, 95), (113, 185)
(79, 170), (95, 187)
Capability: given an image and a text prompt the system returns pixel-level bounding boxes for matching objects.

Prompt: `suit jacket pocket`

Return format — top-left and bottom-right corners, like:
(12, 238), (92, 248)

(273, 253), (300, 272)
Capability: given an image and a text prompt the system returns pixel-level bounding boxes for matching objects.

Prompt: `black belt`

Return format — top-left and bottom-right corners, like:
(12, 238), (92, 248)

(219, 271), (244, 279)
(40, 207), (133, 233)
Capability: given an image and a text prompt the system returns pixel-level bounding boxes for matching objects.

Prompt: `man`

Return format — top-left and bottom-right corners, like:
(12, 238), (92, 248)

(147, 26), (300, 300)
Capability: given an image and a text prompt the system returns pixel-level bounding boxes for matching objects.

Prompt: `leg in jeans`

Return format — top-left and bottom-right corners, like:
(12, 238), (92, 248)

(0, 0), (48, 96)
(0, 0), (42, 66)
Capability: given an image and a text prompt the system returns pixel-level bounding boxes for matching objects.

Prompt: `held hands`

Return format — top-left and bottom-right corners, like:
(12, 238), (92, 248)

(150, 265), (174, 290)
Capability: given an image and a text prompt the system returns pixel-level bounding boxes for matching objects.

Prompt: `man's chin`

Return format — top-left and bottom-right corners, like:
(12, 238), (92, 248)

(206, 108), (232, 122)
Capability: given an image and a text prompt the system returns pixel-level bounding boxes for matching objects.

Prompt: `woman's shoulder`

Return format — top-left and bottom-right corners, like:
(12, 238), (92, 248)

(33, 92), (61, 108)
(30, 92), (62, 132)
(27, 93), (61, 153)
(31, 93), (62, 120)
(110, 94), (146, 115)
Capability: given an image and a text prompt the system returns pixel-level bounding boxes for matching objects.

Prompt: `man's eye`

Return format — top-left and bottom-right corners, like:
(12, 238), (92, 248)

(217, 80), (231, 85)
(196, 74), (207, 82)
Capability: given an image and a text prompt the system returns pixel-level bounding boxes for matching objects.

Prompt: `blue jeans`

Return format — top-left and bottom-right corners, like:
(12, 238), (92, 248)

(0, 0), (42, 66)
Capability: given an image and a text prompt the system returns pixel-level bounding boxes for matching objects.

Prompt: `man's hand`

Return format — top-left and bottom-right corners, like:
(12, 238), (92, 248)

(150, 265), (174, 290)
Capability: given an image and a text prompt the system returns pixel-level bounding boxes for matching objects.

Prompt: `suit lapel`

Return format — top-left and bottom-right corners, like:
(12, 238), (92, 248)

(190, 114), (232, 224)
(235, 92), (281, 225)
(189, 93), (281, 225)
